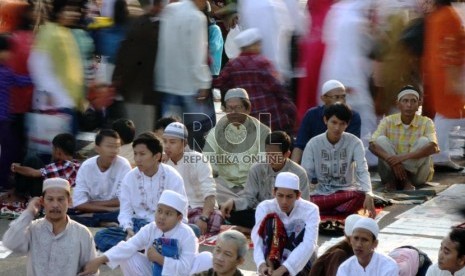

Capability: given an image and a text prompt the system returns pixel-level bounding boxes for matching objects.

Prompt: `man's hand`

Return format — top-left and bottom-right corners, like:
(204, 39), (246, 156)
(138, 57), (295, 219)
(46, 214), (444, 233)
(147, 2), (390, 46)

(10, 163), (20, 173)
(125, 228), (135, 240)
(259, 263), (273, 276)
(271, 265), (288, 276)
(27, 197), (41, 216)
(220, 199), (234, 218)
(78, 256), (106, 276)
(197, 89), (210, 101)
(392, 163), (407, 181)
(195, 219), (208, 235)
(363, 194), (376, 219)
(386, 155), (405, 167)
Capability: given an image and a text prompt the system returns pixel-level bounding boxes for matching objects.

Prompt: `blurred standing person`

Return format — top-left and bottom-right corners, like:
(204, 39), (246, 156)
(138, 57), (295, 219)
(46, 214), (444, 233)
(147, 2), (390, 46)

(238, 0), (294, 82)
(28, 0), (86, 134)
(155, 0), (214, 151)
(422, 0), (465, 171)
(112, 0), (166, 133)
(319, 0), (378, 166)
(204, 1), (224, 77)
(295, 0), (334, 125)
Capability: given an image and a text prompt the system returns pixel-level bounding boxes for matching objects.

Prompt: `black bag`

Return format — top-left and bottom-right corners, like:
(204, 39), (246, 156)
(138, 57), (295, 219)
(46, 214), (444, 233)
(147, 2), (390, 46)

(400, 17), (425, 56)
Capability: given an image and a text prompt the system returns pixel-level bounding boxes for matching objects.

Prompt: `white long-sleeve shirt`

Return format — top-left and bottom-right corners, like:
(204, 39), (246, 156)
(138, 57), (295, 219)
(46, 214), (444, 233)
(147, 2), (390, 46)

(105, 222), (198, 276)
(118, 164), (187, 230)
(73, 155), (131, 207)
(155, 0), (211, 95)
(252, 198), (320, 276)
(2, 210), (97, 276)
(301, 132), (372, 196)
(166, 150), (217, 209)
(336, 252), (399, 276)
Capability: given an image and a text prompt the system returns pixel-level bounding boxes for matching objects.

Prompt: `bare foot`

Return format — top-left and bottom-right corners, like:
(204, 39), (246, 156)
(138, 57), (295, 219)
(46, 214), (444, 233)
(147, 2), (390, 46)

(384, 181), (397, 192)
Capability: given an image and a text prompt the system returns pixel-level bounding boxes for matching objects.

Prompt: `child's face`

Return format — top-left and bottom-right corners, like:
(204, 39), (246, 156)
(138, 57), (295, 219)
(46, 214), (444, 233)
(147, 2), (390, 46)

(155, 204), (182, 232)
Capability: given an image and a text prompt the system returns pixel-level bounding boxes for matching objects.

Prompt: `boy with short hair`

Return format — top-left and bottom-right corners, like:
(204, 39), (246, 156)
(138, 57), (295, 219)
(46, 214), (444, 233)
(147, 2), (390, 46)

(426, 227), (465, 276)
(301, 103), (376, 219)
(71, 129), (131, 227)
(112, 118), (136, 166)
(11, 133), (80, 197)
(79, 190), (201, 276)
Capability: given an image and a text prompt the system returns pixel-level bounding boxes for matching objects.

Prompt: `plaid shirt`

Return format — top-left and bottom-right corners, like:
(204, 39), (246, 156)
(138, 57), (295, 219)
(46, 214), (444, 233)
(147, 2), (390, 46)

(40, 159), (81, 187)
(213, 52), (296, 134)
(371, 113), (438, 154)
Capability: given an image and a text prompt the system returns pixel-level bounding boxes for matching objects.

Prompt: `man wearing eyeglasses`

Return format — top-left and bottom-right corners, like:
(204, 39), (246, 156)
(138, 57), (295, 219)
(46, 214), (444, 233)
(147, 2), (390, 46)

(292, 80), (361, 164)
(369, 86), (439, 191)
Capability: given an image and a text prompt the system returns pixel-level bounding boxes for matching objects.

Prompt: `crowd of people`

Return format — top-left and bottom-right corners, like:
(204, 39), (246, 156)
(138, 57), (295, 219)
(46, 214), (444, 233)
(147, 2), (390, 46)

(1, 0), (465, 275)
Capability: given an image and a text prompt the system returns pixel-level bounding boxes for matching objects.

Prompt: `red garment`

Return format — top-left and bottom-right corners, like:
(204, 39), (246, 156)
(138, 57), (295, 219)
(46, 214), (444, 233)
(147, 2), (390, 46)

(7, 30), (34, 114)
(213, 52), (296, 134)
(310, 190), (365, 216)
(296, 0), (334, 125)
(257, 213), (288, 269)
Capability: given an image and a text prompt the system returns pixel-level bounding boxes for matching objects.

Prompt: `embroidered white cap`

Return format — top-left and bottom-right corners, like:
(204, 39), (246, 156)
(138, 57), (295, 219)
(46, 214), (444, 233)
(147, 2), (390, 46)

(224, 88), (249, 102)
(234, 28), (262, 48)
(321, 80), (345, 96)
(352, 217), (379, 238)
(163, 122), (188, 140)
(344, 214), (363, 236)
(274, 172), (300, 191)
(158, 190), (188, 218)
(42, 178), (70, 193)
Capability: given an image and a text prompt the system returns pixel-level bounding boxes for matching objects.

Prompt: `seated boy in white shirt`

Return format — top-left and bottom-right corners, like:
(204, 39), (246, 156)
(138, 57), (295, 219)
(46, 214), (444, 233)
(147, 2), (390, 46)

(337, 218), (399, 276)
(79, 190), (208, 276)
(426, 227), (465, 276)
(70, 129), (131, 227)
(252, 172), (320, 276)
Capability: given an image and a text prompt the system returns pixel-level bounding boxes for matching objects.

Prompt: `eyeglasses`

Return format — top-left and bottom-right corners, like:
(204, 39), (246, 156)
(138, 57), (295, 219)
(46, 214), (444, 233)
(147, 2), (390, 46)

(224, 105), (246, 113)
(324, 94), (346, 100)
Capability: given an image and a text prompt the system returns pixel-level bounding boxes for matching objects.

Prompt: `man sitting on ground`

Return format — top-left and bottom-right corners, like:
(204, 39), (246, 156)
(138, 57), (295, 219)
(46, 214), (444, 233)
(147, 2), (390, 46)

(292, 80), (361, 164)
(337, 217), (399, 275)
(252, 172), (319, 276)
(112, 118), (136, 167)
(301, 103), (376, 218)
(71, 129), (131, 227)
(203, 88), (270, 205)
(220, 131), (309, 233)
(163, 122), (223, 235)
(369, 86), (439, 191)
(11, 133), (80, 197)
(3, 178), (97, 276)
(426, 227), (465, 276)
(193, 230), (249, 276)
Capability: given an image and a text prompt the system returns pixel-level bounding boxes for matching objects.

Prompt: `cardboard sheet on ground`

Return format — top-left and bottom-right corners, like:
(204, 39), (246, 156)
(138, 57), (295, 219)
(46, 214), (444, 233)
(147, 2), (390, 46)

(0, 242), (12, 259)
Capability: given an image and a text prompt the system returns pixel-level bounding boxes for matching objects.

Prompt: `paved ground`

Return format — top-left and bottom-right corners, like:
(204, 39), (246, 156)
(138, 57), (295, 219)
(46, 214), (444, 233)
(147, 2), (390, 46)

(0, 157), (463, 275)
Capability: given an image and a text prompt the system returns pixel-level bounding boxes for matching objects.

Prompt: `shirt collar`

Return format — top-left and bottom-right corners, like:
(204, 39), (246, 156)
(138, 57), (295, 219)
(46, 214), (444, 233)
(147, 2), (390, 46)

(393, 113), (419, 127)
(161, 222), (181, 237)
(44, 216), (71, 237)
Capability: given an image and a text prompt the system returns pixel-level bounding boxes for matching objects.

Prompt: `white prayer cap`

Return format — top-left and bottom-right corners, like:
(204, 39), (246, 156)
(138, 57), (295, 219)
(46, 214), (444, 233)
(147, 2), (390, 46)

(344, 214), (363, 236)
(234, 28), (262, 48)
(352, 217), (379, 238)
(224, 88), (249, 102)
(158, 190), (188, 218)
(397, 88), (420, 101)
(42, 178), (70, 193)
(274, 172), (300, 191)
(163, 122), (188, 140)
(321, 80), (345, 96)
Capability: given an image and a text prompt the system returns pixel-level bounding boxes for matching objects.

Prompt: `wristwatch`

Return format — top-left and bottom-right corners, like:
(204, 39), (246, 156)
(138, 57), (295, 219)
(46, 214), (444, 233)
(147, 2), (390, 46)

(199, 215), (209, 223)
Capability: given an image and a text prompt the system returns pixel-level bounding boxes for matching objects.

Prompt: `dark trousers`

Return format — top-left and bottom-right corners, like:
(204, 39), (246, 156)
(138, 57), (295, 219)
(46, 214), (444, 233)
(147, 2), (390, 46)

(68, 209), (119, 227)
(14, 154), (44, 197)
(227, 209), (256, 229)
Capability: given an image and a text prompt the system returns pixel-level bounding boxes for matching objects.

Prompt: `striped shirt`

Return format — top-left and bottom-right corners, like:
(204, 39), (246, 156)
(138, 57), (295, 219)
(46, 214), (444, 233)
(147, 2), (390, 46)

(371, 113), (438, 154)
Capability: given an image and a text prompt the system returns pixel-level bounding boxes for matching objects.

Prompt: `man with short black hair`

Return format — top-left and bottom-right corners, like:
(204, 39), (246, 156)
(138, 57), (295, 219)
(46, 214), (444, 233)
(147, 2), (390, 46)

(112, 118), (136, 166)
(3, 178), (97, 276)
(252, 172), (319, 276)
(426, 227), (465, 275)
(301, 103), (376, 218)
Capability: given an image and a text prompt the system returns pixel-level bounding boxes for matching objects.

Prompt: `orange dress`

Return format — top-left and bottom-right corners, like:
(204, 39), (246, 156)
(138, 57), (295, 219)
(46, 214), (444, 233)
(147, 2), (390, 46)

(422, 5), (465, 119)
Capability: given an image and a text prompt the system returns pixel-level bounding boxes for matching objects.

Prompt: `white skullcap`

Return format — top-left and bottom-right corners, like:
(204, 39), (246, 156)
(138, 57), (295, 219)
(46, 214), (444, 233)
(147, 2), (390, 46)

(353, 217), (379, 238)
(321, 80), (345, 96)
(224, 88), (249, 102)
(42, 178), (70, 193)
(163, 122), (188, 140)
(234, 28), (262, 48)
(158, 190), (188, 218)
(344, 214), (363, 236)
(397, 89), (419, 101)
(274, 172), (300, 191)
